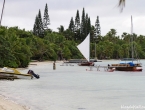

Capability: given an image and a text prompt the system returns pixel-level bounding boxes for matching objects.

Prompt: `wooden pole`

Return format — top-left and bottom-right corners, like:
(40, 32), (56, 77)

(0, 0), (5, 26)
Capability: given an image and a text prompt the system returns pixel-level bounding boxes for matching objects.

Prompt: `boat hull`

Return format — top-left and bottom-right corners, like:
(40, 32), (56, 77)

(115, 66), (142, 71)
(78, 62), (94, 66)
(107, 68), (115, 72)
(0, 72), (32, 79)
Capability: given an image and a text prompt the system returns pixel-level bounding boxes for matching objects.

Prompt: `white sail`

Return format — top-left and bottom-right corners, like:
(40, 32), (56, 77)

(77, 34), (90, 62)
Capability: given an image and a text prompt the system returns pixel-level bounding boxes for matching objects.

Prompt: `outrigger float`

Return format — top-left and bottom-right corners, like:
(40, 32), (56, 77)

(86, 65), (115, 72)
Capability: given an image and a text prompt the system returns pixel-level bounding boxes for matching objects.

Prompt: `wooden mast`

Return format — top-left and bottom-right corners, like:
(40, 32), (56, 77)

(131, 15), (134, 61)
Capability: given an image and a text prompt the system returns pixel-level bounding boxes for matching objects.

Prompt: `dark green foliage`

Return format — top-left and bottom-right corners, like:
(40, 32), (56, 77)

(73, 10), (81, 41)
(37, 10), (44, 38)
(33, 15), (39, 36)
(1, 4), (145, 68)
(33, 10), (44, 38)
(85, 14), (91, 36)
(33, 3), (50, 38)
(0, 35), (17, 67)
(68, 17), (75, 32)
(63, 29), (74, 40)
(94, 16), (101, 38)
(57, 25), (64, 33)
(80, 8), (86, 41)
(1, 25), (145, 68)
(43, 3), (50, 30)
(0, 26), (31, 67)
(75, 10), (80, 30)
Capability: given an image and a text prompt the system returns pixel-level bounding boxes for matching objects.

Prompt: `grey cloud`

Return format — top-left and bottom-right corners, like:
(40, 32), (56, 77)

(0, 0), (145, 36)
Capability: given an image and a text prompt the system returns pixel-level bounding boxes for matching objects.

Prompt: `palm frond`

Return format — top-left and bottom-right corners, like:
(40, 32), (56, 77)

(118, 0), (125, 12)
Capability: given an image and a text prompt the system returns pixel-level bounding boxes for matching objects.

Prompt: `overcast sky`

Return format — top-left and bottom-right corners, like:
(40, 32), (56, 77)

(0, 0), (145, 36)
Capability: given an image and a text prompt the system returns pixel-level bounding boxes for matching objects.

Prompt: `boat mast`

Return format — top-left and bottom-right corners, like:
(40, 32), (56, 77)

(0, 0), (5, 26)
(131, 15), (134, 61)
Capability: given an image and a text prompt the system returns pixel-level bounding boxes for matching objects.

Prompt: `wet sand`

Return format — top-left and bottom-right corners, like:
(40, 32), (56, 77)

(0, 61), (61, 110)
(0, 95), (29, 110)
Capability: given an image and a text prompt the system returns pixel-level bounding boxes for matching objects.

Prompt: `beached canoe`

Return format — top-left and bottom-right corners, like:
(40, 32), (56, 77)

(0, 67), (32, 80)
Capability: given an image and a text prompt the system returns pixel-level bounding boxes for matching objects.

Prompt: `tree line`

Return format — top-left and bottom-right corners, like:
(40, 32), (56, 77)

(0, 3), (145, 68)
(33, 4), (100, 42)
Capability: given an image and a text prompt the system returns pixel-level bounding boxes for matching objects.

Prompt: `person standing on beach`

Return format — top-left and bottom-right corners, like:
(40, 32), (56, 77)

(53, 61), (56, 70)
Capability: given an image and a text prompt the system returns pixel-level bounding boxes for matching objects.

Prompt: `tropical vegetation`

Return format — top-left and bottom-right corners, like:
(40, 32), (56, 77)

(1, 2), (145, 68)
(118, 0), (125, 11)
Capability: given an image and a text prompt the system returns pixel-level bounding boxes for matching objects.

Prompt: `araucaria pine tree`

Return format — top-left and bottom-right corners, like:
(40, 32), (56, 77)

(33, 15), (39, 36)
(94, 16), (101, 38)
(68, 17), (75, 32)
(43, 3), (50, 30)
(33, 9), (44, 38)
(80, 8), (86, 41)
(74, 10), (81, 41)
(75, 10), (80, 31)
(85, 13), (91, 36)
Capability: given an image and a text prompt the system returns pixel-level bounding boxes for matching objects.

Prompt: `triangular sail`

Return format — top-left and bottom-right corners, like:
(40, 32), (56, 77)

(77, 34), (90, 62)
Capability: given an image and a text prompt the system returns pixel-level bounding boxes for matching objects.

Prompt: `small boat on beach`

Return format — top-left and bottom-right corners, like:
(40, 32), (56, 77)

(0, 67), (32, 80)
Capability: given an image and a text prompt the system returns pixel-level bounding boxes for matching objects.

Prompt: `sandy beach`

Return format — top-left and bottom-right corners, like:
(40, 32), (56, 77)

(0, 60), (144, 110)
(0, 95), (29, 110)
(0, 61), (58, 110)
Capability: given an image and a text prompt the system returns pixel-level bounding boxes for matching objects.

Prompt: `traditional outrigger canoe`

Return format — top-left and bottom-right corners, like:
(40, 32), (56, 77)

(0, 67), (32, 80)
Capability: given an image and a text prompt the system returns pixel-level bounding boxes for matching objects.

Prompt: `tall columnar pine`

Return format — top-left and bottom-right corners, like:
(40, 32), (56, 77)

(75, 10), (80, 31)
(43, 3), (50, 30)
(68, 17), (75, 32)
(94, 16), (101, 40)
(80, 8), (86, 41)
(33, 15), (39, 36)
(33, 10), (44, 38)
(85, 14), (91, 36)
(74, 10), (81, 41)
(37, 9), (44, 38)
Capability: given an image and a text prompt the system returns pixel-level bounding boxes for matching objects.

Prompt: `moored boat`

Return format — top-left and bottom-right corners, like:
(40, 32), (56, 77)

(77, 34), (94, 66)
(109, 16), (142, 71)
(78, 61), (94, 66)
(109, 58), (142, 71)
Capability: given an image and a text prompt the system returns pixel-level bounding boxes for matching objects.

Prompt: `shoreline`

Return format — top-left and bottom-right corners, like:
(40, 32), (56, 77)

(0, 95), (29, 110)
(0, 61), (62, 110)
(0, 59), (144, 110)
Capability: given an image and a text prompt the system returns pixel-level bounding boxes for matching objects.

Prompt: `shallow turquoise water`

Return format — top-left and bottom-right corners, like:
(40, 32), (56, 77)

(0, 60), (145, 110)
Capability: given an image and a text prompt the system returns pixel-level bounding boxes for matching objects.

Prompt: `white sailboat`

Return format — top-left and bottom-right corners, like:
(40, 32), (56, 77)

(77, 33), (94, 66)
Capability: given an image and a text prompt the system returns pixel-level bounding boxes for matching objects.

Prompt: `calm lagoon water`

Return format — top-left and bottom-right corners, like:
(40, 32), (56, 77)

(0, 60), (145, 110)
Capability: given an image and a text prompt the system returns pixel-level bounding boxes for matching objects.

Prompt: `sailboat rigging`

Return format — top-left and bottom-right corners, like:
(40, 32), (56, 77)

(109, 16), (142, 71)
(77, 33), (94, 66)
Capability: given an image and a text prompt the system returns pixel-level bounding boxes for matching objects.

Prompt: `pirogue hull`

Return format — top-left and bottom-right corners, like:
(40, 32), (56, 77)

(0, 72), (32, 79)
(115, 66), (142, 71)
(0, 67), (32, 80)
(109, 63), (142, 72)
(78, 62), (94, 66)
